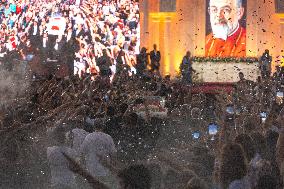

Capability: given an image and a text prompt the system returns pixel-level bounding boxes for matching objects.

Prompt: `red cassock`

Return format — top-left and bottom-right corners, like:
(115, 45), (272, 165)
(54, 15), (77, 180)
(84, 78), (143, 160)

(205, 26), (246, 57)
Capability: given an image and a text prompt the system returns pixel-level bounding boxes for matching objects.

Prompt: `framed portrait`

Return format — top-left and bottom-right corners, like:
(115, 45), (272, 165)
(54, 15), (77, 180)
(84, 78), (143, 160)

(205, 0), (247, 57)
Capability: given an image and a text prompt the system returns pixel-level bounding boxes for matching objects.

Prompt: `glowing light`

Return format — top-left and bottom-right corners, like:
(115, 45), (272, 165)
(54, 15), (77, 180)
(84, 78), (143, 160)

(173, 51), (184, 75)
(149, 12), (176, 76)
(149, 12), (176, 21)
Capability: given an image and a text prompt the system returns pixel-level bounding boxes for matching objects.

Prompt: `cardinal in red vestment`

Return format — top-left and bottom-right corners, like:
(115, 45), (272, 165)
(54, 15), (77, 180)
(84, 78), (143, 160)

(205, 24), (246, 57)
(206, 0), (246, 57)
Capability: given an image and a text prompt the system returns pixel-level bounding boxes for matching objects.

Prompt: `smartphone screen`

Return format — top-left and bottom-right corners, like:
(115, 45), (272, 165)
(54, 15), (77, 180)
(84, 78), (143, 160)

(208, 123), (218, 135)
(193, 131), (200, 139)
(277, 92), (284, 98)
(226, 106), (234, 115)
(260, 112), (267, 122)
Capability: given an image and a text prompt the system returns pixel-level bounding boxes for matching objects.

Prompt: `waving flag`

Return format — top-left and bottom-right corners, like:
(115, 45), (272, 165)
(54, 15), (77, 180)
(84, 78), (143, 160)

(47, 17), (66, 35)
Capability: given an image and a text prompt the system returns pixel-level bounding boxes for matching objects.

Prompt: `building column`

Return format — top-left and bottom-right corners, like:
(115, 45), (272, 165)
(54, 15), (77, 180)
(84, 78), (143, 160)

(149, 13), (174, 75)
(277, 16), (284, 67)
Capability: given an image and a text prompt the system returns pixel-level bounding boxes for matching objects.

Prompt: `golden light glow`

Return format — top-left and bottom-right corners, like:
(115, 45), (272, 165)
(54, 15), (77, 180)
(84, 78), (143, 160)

(173, 51), (184, 75)
(276, 14), (284, 23)
(276, 14), (284, 70)
(164, 53), (171, 75)
(149, 12), (176, 76)
(149, 12), (176, 21)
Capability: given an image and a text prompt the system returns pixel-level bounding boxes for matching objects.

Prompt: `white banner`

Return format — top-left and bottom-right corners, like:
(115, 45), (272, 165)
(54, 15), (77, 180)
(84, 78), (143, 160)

(47, 17), (66, 35)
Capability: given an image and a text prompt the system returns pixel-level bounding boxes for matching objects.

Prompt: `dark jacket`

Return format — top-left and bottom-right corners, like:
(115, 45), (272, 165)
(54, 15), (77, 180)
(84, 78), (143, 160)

(149, 50), (161, 68)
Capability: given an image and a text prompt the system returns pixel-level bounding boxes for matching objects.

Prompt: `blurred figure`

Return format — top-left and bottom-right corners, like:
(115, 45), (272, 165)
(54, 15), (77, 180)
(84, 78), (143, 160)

(117, 164), (152, 189)
(180, 51), (195, 85)
(136, 47), (148, 76)
(276, 108), (284, 187)
(217, 143), (248, 189)
(47, 126), (78, 189)
(186, 176), (208, 189)
(255, 175), (277, 189)
(80, 119), (118, 188)
(149, 44), (161, 73)
(250, 132), (267, 161)
(97, 49), (112, 78)
(234, 134), (255, 162)
(260, 49), (272, 78)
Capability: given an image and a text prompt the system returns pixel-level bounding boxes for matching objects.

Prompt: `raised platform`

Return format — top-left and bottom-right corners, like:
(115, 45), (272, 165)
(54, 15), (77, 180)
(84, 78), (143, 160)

(191, 82), (234, 94)
(192, 61), (260, 83)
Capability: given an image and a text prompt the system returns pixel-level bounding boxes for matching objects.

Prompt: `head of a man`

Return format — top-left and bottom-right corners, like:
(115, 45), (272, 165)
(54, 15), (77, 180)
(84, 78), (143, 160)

(141, 47), (147, 54)
(264, 49), (270, 56)
(186, 51), (191, 57)
(239, 72), (244, 80)
(153, 44), (157, 50)
(209, 0), (244, 39)
(102, 48), (108, 56)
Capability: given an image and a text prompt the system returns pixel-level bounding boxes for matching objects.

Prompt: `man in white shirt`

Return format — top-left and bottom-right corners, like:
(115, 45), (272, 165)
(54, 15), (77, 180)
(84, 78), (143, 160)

(29, 20), (41, 48)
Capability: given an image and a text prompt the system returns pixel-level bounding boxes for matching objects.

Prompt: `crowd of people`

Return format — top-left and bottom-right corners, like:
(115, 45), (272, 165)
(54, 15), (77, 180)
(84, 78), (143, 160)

(0, 0), (140, 79)
(1, 56), (284, 189)
(1, 0), (284, 189)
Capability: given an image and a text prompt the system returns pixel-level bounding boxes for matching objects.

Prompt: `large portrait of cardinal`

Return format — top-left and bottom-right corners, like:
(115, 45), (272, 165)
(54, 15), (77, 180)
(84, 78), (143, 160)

(205, 0), (247, 57)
